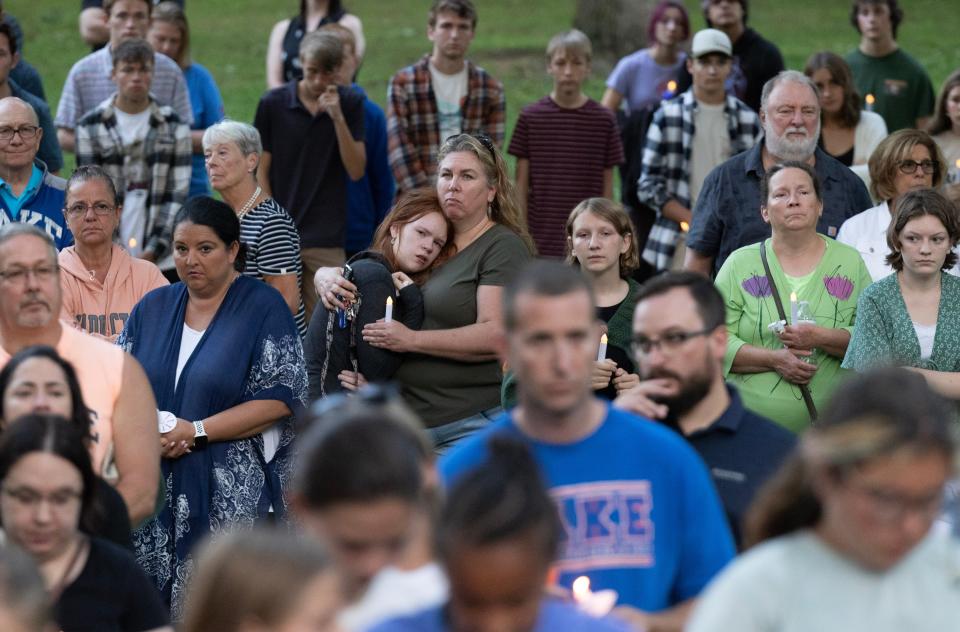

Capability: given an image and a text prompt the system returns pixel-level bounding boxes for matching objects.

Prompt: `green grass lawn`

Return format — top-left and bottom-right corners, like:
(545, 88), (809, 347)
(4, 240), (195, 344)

(16, 0), (960, 172)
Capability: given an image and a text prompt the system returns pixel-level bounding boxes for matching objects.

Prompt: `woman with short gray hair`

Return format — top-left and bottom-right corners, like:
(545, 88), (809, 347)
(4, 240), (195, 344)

(203, 120), (306, 335)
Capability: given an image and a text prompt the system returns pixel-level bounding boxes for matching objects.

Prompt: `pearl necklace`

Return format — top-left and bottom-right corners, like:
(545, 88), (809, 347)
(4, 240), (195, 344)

(236, 186), (262, 219)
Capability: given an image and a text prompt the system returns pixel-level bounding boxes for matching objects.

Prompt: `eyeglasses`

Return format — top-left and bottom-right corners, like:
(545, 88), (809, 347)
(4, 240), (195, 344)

(848, 481), (943, 525)
(0, 264), (58, 285)
(631, 326), (716, 356)
(64, 202), (116, 218)
(0, 125), (39, 141)
(898, 159), (937, 175)
(2, 486), (82, 512)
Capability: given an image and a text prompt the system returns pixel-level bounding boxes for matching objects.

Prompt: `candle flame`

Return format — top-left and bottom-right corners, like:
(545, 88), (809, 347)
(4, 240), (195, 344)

(955, 159), (960, 169)
(600, 333), (608, 344)
(386, 296), (393, 306)
(679, 221), (689, 232)
(865, 93), (875, 105)
(572, 576), (591, 601)
(667, 80), (677, 92)
(790, 292), (798, 302)
(128, 237), (137, 248)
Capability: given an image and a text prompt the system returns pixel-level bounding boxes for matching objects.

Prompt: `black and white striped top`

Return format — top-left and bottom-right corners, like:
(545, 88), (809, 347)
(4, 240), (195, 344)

(240, 197), (306, 337)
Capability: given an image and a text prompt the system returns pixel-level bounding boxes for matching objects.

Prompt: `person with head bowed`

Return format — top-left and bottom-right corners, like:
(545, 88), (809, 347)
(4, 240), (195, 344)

(0, 222), (160, 526)
(117, 196), (307, 618)
(147, 1), (225, 200)
(714, 162), (872, 432)
(837, 129), (949, 281)
(843, 189), (960, 393)
(291, 391), (447, 631)
(315, 133), (532, 451)
(0, 415), (171, 632)
(442, 261), (734, 632)
(687, 368), (960, 631)
(58, 166), (168, 341)
(372, 437), (632, 632)
(305, 188), (454, 400)
(0, 345), (132, 547)
(180, 528), (343, 632)
(804, 51), (887, 191)
(202, 120), (305, 335)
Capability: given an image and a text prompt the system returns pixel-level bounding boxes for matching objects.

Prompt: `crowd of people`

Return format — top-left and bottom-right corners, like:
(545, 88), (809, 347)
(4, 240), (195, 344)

(0, 0), (958, 630)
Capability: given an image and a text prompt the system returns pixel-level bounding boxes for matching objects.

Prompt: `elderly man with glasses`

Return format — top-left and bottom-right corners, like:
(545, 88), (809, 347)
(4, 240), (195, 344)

(0, 97), (70, 249)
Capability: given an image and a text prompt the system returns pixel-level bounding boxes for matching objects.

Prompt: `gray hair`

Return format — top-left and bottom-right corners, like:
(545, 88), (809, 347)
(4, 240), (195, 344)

(202, 120), (262, 157)
(0, 223), (57, 265)
(759, 70), (820, 115)
(0, 97), (39, 127)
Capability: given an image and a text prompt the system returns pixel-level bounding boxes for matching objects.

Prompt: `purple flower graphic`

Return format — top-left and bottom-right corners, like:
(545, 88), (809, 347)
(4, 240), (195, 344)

(823, 275), (854, 301)
(742, 274), (772, 298)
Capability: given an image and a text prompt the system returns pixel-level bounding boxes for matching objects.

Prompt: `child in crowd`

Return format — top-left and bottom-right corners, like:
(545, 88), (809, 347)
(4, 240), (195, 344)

(75, 37), (191, 273)
(254, 29), (366, 319)
(371, 437), (632, 632)
(509, 29), (623, 258)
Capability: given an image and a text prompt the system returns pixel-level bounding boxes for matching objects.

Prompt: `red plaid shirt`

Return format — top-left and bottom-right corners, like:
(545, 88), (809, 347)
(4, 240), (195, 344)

(387, 55), (505, 194)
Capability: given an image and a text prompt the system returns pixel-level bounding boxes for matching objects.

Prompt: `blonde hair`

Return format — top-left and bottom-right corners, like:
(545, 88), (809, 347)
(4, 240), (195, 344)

(867, 129), (946, 202)
(564, 198), (639, 278)
(437, 134), (535, 254)
(546, 29), (592, 63)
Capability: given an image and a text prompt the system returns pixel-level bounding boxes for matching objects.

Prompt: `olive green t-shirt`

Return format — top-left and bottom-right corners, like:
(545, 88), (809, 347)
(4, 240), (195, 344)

(394, 224), (531, 427)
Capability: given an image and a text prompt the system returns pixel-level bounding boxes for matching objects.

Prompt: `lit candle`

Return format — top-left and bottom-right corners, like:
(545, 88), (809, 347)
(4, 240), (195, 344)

(128, 237), (137, 249)
(384, 296), (394, 323)
(790, 292), (799, 325)
(953, 159), (960, 185)
(597, 333), (608, 362)
(865, 93), (875, 112)
(679, 221), (689, 233)
(572, 576), (618, 618)
(661, 79), (678, 100)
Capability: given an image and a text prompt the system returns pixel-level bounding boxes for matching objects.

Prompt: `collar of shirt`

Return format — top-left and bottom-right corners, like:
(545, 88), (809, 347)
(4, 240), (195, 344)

(684, 383), (745, 438)
(0, 163), (43, 220)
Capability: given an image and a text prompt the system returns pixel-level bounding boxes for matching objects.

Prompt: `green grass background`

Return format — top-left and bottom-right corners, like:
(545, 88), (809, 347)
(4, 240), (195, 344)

(16, 0), (960, 172)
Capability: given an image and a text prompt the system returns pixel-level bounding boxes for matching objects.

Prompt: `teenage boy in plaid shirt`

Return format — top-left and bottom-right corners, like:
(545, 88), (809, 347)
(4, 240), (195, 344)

(639, 29), (760, 272)
(387, 0), (505, 195)
(75, 38), (190, 272)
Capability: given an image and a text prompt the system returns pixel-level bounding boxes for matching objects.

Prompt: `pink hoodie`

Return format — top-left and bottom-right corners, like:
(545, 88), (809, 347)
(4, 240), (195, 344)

(59, 244), (168, 341)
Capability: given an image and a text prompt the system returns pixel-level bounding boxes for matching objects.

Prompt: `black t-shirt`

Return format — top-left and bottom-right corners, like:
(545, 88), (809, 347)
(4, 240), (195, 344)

(87, 477), (133, 551)
(818, 136), (855, 167)
(56, 537), (169, 632)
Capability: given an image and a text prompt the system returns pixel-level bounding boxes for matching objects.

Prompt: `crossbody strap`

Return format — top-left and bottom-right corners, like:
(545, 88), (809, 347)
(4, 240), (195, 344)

(759, 241), (818, 422)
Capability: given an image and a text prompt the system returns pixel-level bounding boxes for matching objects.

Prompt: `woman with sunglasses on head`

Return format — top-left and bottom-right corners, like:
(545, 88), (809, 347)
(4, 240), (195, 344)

(315, 134), (533, 451)
(837, 129), (950, 281)
(0, 415), (171, 632)
(58, 166), (168, 342)
(688, 368), (960, 631)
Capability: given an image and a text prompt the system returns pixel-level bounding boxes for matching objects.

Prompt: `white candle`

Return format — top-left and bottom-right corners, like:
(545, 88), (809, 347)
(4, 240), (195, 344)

(597, 333), (608, 361)
(572, 576), (618, 618)
(384, 296), (394, 323)
(790, 292), (799, 325)
(865, 93), (875, 112)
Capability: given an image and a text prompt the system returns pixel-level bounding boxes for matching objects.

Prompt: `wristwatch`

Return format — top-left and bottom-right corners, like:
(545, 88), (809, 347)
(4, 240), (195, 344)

(192, 420), (209, 449)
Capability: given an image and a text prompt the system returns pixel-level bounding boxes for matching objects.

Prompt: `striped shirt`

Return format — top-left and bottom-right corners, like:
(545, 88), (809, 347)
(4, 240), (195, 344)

(508, 96), (624, 258)
(240, 197), (306, 337)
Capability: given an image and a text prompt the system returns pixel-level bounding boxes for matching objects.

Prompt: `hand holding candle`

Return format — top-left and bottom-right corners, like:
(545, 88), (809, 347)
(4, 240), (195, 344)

(597, 333), (608, 362)
(572, 576), (618, 617)
(384, 296), (394, 323)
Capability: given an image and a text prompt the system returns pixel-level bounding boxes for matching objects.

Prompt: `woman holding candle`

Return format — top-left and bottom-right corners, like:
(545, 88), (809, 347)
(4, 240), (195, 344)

(314, 134), (533, 450)
(687, 369), (959, 631)
(928, 69), (960, 204)
(837, 129), (948, 281)
(803, 52), (887, 191)
(370, 437), (631, 632)
(304, 188), (455, 400)
(601, 1), (690, 114)
(715, 162), (871, 432)
(203, 120), (306, 336)
(842, 189), (960, 394)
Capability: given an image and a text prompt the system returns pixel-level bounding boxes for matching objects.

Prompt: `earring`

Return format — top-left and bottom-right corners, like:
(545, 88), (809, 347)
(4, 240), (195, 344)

(390, 237), (396, 245)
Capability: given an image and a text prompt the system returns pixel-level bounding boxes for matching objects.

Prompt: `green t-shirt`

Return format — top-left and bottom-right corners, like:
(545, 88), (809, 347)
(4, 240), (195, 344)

(394, 224), (531, 427)
(715, 236), (873, 433)
(845, 48), (934, 133)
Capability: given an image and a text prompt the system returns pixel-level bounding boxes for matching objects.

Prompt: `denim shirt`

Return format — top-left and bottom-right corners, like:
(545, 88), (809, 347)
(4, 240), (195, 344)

(687, 143), (873, 275)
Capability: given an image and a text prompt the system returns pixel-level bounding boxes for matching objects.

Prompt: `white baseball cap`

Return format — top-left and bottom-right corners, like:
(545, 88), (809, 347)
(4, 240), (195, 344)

(691, 28), (732, 58)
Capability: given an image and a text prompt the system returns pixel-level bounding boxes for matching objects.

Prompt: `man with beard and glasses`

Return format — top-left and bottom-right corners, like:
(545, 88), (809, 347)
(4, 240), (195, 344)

(684, 70), (872, 276)
(615, 271), (796, 546)
(442, 261), (734, 632)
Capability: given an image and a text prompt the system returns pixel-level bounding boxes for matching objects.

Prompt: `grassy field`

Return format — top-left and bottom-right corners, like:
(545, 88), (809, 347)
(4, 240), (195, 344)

(16, 0), (960, 170)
